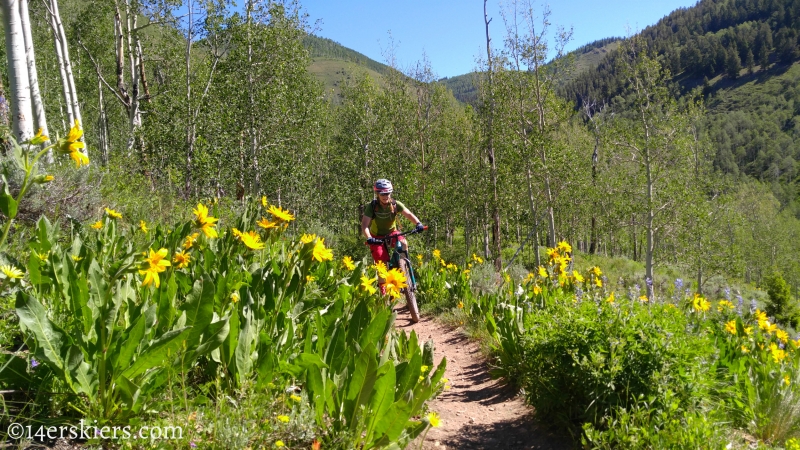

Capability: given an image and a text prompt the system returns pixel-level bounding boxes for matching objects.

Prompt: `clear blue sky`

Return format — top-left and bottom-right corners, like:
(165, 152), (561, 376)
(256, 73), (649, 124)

(300, 0), (699, 78)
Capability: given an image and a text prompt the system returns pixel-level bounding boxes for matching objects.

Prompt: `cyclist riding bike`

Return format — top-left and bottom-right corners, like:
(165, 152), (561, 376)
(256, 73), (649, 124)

(362, 179), (425, 297)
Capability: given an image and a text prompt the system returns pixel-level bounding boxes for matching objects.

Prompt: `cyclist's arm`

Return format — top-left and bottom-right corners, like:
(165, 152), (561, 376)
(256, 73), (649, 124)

(400, 209), (422, 227)
(361, 215), (374, 239)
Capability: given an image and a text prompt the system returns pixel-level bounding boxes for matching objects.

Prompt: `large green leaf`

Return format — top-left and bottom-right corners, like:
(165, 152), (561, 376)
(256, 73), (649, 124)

(181, 274), (215, 345)
(114, 314), (146, 372)
(120, 327), (191, 380)
(15, 292), (67, 372)
(344, 343), (378, 429)
(366, 362), (396, 442)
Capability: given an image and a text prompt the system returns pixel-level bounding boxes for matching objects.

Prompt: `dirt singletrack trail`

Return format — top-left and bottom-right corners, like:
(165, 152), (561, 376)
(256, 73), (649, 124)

(394, 311), (574, 450)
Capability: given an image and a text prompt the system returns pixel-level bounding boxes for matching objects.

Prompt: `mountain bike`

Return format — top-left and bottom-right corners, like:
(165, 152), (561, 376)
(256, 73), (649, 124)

(369, 226), (426, 323)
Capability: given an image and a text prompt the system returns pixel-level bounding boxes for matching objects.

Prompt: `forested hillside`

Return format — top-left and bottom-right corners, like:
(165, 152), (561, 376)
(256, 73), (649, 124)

(562, 0), (800, 203)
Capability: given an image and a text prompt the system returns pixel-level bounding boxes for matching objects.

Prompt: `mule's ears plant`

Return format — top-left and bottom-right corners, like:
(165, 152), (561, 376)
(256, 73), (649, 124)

(0, 120), (89, 249)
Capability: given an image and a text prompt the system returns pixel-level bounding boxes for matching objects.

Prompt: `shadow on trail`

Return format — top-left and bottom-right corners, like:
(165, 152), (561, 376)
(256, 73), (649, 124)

(442, 414), (574, 450)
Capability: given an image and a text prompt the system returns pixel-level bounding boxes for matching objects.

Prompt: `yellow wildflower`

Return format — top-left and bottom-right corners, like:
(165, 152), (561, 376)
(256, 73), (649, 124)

(1, 265), (23, 279)
(312, 238), (333, 262)
(42, 175), (54, 182)
(606, 292), (615, 304)
(744, 326), (753, 336)
(420, 365), (429, 373)
(777, 329), (789, 344)
(276, 415), (290, 423)
(173, 251), (191, 269)
(374, 261), (389, 278)
(639, 295), (649, 303)
(724, 320), (737, 335)
(105, 208), (122, 219)
(139, 220), (148, 234)
(289, 394), (301, 402)
(240, 230), (266, 250)
(230, 292), (239, 303)
(91, 220), (103, 230)
(533, 285), (542, 295)
(592, 266), (602, 277)
(595, 277), (603, 288)
(557, 241), (572, 254)
(139, 248), (171, 288)
(383, 268), (408, 298)
(573, 271), (585, 283)
(427, 412), (441, 428)
(29, 127), (48, 145)
(257, 217), (279, 230)
(261, 196), (268, 208)
(741, 345), (750, 353)
(433, 249), (441, 259)
(785, 375), (791, 386)
(538, 266), (548, 278)
(458, 301), (464, 309)
(300, 233), (317, 244)
(268, 205), (295, 223)
(71, 255), (82, 262)
(692, 294), (710, 312)
(717, 300), (734, 311)
(183, 233), (200, 250)
(360, 275), (377, 294)
(342, 256), (356, 271)
(192, 203), (218, 238)
(472, 253), (484, 264)
(275, 441), (285, 448)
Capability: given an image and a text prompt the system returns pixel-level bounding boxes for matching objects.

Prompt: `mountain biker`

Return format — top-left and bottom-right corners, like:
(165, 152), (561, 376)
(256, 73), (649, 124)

(362, 179), (425, 296)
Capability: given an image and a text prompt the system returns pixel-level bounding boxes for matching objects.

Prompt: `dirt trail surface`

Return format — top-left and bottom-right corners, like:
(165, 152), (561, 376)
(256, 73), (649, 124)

(394, 312), (574, 450)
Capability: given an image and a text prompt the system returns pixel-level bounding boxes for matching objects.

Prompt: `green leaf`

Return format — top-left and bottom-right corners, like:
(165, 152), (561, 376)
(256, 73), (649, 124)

(181, 274), (216, 345)
(366, 362), (396, 442)
(0, 176), (18, 219)
(114, 314), (146, 372)
(120, 327), (191, 380)
(344, 343), (378, 430)
(15, 292), (67, 372)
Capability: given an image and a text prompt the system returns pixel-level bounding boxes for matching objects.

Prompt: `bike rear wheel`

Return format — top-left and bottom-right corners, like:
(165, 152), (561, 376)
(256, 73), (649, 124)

(398, 258), (419, 323)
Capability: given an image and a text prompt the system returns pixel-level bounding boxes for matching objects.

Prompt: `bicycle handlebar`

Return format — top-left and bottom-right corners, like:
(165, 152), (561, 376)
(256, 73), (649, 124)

(367, 226), (428, 244)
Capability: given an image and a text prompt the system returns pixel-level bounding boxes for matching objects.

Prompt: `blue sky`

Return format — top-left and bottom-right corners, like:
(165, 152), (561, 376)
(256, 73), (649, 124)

(300, 0), (699, 78)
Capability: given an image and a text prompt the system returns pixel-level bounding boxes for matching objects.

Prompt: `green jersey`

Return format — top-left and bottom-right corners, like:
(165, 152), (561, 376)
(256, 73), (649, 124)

(364, 199), (406, 236)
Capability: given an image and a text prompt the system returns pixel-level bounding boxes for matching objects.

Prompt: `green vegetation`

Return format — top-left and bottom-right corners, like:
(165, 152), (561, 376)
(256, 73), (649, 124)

(6, 0), (800, 447)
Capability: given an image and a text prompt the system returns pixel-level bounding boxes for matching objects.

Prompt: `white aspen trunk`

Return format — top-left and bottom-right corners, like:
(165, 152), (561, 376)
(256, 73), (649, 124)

(49, 0), (72, 126)
(184, 0), (194, 196)
(19, 0), (47, 141)
(50, 0), (81, 127)
(125, 0), (141, 152)
(2, 0), (34, 142)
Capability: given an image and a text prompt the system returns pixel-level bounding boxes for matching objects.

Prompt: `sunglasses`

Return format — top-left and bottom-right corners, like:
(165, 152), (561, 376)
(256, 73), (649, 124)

(378, 193), (391, 197)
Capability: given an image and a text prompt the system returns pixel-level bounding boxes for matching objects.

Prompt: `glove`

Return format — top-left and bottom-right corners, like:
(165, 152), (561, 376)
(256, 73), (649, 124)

(367, 237), (381, 245)
(415, 223), (425, 233)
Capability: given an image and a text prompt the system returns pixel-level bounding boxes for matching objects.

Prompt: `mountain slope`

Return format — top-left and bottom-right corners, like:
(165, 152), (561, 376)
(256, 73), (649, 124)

(304, 35), (391, 96)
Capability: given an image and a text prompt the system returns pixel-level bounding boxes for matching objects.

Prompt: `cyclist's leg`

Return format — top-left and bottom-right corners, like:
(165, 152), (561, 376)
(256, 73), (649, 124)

(367, 235), (389, 295)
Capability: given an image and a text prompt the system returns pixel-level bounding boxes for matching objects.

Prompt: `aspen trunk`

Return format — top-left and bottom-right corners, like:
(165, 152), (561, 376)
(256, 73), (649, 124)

(2, 0), (34, 142)
(19, 0), (47, 143)
(484, 0), (502, 270)
(50, 0), (81, 128)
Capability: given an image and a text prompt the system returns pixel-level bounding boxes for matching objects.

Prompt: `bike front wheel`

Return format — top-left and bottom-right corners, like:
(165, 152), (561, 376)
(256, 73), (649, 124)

(398, 258), (419, 323)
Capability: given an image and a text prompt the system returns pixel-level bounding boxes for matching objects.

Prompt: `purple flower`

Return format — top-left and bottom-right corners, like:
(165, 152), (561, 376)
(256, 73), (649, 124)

(750, 299), (757, 314)
(30, 358), (39, 368)
(674, 278), (683, 291)
(190, 442), (197, 448)
(645, 277), (653, 287)
(724, 287), (731, 301)
(575, 287), (583, 302)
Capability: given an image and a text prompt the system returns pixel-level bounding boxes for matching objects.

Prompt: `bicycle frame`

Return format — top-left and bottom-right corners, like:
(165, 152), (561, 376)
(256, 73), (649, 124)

(373, 227), (425, 289)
